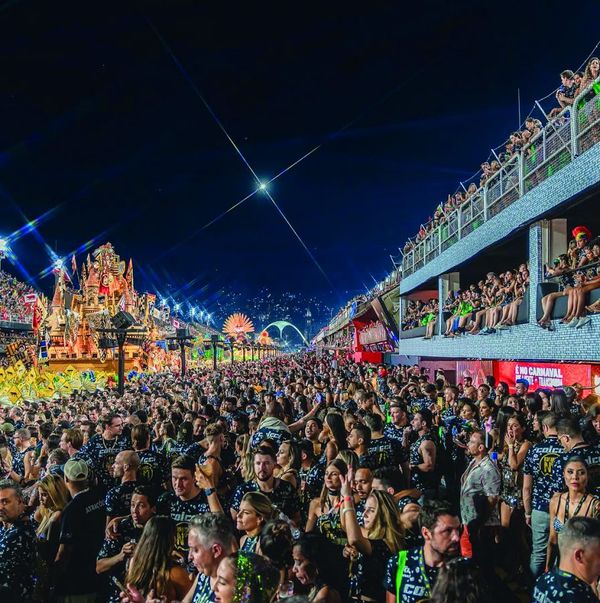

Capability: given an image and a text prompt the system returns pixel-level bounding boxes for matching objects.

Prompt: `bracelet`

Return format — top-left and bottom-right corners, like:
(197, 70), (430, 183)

(204, 487), (216, 497)
(344, 495), (353, 502)
(341, 507), (355, 516)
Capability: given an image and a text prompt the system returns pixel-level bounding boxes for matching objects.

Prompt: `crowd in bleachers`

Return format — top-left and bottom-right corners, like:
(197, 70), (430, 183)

(402, 56), (600, 255)
(402, 298), (439, 334)
(401, 264), (530, 338)
(0, 270), (37, 324)
(538, 225), (600, 329)
(446, 263), (530, 336)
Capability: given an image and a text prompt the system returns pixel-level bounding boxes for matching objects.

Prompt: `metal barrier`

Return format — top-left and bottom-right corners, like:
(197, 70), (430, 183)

(401, 78), (600, 278)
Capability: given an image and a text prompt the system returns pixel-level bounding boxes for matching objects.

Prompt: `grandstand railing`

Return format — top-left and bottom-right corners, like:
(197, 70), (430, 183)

(402, 79), (600, 278)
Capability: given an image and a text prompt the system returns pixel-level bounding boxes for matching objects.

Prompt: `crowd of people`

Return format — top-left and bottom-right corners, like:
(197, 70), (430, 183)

(401, 298), (439, 335)
(0, 270), (37, 324)
(443, 263), (530, 336)
(401, 263), (530, 337)
(539, 225), (600, 329)
(0, 353), (599, 603)
(402, 56), (600, 256)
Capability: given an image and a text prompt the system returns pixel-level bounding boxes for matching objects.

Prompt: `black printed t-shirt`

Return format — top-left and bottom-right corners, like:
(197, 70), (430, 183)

(157, 490), (210, 564)
(231, 478), (300, 520)
(523, 436), (564, 512)
(104, 480), (141, 518)
(368, 435), (405, 468)
(0, 517), (37, 602)
(384, 547), (439, 603)
(136, 449), (169, 489)
(80, 434), (129, 491)
(532, 568), (598, 603)
(96, 517), (143, 603)
(55, 488), (107, 595)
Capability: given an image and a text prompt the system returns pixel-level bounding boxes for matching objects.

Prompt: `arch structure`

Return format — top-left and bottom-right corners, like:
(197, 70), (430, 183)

(262, 321), (308, 345)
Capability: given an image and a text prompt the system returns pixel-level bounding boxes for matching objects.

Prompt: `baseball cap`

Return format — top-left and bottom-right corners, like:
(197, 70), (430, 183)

(64, 458), (89, 482)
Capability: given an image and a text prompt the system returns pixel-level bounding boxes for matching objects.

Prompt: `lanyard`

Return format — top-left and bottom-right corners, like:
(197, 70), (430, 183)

(395, 548), (431, 602)
(418, 547), (432, 596)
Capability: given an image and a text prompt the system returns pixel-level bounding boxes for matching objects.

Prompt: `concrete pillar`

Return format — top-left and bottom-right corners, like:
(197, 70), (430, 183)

(528, 221), (543, 324)
(438, 272), (460, 335)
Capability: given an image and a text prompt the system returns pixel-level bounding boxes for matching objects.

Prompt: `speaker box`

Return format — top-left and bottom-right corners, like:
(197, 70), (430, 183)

(176, 328), (189, 338)
(111, 311), (135, 330)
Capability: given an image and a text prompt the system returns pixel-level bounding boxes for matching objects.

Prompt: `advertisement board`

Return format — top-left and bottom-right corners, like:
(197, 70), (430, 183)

(495, 361), (592, 390)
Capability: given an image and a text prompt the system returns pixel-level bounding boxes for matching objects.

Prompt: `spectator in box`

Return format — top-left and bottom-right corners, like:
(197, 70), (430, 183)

(581, 56), (599, 92)
(549, 70), (577, 118)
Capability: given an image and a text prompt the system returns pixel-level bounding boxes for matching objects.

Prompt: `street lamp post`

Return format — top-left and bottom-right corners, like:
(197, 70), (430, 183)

(96, 312), (142, 396)
(210, 334), (219, 370)
(166, 328), (194, 379)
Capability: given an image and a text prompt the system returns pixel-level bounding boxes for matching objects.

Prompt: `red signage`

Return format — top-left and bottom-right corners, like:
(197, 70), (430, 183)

(495, 361), (592, 390)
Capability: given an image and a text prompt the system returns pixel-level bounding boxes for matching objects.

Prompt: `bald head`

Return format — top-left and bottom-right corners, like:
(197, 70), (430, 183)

(112, 450), (140, 481)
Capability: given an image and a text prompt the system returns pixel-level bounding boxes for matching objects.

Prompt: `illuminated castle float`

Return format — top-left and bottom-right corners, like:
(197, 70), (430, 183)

(46, 243), (158, 371)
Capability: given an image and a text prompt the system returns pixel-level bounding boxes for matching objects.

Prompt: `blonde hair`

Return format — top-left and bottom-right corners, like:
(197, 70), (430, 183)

(240, 491), (277, 523)
(366, 490), (404, 554)
(0, 446), (12, 476)
(36, 473), (70, 537)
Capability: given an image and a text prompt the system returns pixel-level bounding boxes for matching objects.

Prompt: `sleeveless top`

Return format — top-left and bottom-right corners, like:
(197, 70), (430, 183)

(316, 503), (347, 546)
(553, 493), (599, 533)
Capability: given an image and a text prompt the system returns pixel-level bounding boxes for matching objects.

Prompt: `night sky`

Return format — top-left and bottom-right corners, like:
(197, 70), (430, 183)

(2, 1), (599, 329)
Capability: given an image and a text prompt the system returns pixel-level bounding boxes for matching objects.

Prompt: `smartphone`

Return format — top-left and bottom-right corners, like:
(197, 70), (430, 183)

(112, 575), (128, 593)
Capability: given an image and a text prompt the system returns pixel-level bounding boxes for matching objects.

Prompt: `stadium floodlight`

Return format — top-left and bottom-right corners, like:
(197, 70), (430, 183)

(174, 303), (180, 312)
(53, 257), (64, 271)
(259, 182), (268, 191)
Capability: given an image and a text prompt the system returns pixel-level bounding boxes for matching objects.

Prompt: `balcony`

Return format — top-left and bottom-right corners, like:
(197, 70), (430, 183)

(402, 81), (600, 280)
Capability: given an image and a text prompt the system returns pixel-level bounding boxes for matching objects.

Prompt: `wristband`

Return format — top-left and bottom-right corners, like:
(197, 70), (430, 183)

(341, 507), (355, 516)
(204, 487), (216, 497)
(344, 495), (353, 502)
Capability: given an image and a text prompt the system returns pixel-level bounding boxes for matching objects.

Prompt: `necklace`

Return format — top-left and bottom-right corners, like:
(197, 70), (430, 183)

(101, 436), (117, 450)
(565, 494), (587, 521)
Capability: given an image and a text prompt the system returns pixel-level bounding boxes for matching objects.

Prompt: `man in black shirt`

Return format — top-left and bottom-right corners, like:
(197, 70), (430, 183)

(157, 455), (222, 568)
(533, 516), (600, 603)
(384, 500), (461, 602)
(131, 424), (169, 490)
(105, 450), (140, 520)
(54, 458), (106, 603)
(347, 424), (375, 469)
(97, 485), (157, 603)
(0, 480), (37, 603)
(80, 413), (128, 492)
(230, 443), (301, 525)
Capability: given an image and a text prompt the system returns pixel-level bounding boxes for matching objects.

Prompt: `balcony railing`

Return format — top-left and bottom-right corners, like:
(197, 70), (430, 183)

(402, 80), (600, 278)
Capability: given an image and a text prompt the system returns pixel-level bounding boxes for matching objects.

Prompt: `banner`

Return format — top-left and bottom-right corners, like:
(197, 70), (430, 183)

(495, 361), (592, 390)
